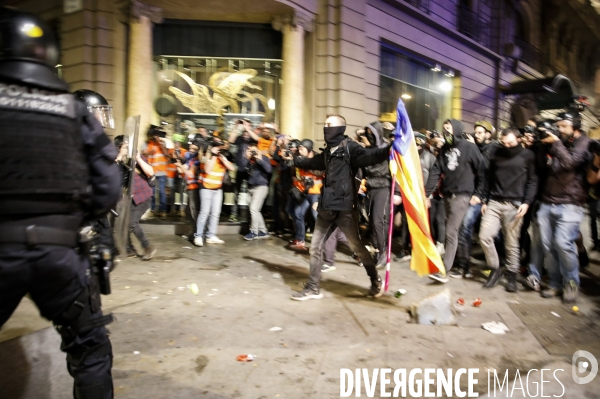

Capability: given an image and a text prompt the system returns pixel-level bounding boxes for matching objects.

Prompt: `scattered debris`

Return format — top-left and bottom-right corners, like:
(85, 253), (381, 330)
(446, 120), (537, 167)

(151, 296), (159, 299)
(269, 326), (282, 332)
(177, 287), (185, 291)
(207, 294), (214, 297)
(182, 246), (192, 249)
(410, 288), (456, 326)
(147, 272), (153, 275)
(395, 289), (407, 298)
(572, 306), (579, 313)
(482, 321), (509, 335)
(133, 351), (140, 355)
(272, 273), (282, 279)
(551, 311), (561, 318)
(190, 283), (199, 295)
(472, 298), (482, 307)
(243, 291), (249, 294)
(212, 289), (218, 292)
(153, 281), (157, 283)
(125, 286), (130, 289)
(456, 298), (465, 306)
(250, 261), (255, 263)
(236, 354), (256, 362)
(447, 353), (454, 358)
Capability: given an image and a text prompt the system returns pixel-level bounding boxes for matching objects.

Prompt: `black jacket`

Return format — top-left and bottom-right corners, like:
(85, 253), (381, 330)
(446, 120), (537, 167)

(484, 145), (537, 205)
(425, 119), (486, 199)
(363, 122), (392, 190)
(295, 137), (389, 211)
(541, 135), (592, 206)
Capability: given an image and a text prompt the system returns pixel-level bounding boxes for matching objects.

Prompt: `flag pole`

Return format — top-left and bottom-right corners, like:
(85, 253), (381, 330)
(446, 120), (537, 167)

(384, 176), (396, 292)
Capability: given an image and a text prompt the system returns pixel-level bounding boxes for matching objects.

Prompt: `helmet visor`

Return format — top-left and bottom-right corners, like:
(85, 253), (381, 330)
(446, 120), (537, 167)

(90, 105), (115, 129)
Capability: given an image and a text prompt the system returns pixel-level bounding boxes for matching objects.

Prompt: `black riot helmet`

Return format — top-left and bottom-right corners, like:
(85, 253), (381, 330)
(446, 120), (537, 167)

(74, 89), (115, 129)
(0, 7), (66, 91)
(555, 110), (581, 131)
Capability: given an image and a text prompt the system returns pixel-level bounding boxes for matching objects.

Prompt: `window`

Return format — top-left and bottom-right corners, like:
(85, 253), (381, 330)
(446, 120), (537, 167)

(404, 0), (430, 14)
(379, 47), (455, 131)
(155, 56), (282, 130)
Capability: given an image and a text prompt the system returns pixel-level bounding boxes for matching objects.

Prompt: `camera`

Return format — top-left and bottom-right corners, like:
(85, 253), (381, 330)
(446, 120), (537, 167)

(522, 125), (535, 135)
(250, 150), (259, 158)
(535, 120), (558, 141)
(283, 149), (293, 157)
(589, 140), (600, 155)
(303, 177), (315, 190)
(237, 119), (244, 125)
(461, 132), (475, 140)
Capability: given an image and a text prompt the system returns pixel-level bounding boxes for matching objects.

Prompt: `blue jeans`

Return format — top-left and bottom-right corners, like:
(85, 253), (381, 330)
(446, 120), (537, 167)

(456, 203), (482, 268)
(537, 203), (584, 289)
(528, 209), (544, 281)
(195, 188), (223, 239)
(151, 175), (168, 212)
(287, 193), (320, 241)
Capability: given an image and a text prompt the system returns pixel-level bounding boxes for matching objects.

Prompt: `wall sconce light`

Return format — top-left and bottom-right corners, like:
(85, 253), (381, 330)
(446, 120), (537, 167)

(431, 63), (441, 72)
(445, 70), (455, 78)
(401, 93), (412, 99)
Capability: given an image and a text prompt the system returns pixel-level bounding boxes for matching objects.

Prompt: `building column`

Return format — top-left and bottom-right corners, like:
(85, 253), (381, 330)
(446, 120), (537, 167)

(125, 1), (162, 138)
(273, 12), (314, 138)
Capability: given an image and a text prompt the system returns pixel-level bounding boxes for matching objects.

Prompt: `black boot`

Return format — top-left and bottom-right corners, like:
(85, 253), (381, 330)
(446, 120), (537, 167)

(505, 271), (518, 292)
(483, 268), (503, 288)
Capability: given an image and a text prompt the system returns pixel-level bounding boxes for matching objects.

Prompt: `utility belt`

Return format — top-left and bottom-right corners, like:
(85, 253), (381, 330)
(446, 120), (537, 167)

(0, 215), (82, 247)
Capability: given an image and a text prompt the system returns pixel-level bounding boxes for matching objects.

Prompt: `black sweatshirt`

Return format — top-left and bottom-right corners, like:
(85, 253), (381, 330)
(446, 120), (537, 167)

(295, 137), (390, 211)
(484, 145), (538, 205)
(425, 119), (486, 198)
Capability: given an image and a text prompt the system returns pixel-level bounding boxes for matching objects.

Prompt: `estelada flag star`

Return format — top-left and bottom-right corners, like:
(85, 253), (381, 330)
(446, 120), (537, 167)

(389, 99), (445, 276)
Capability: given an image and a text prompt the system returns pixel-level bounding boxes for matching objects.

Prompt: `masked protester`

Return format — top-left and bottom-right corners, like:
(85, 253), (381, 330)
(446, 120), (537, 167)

(453, 120), (501, 279)
(286, 114), (390, 301)
(424, 119), (486, 283)
(360, 122), (392, 267)
(536, 112), (591, 303)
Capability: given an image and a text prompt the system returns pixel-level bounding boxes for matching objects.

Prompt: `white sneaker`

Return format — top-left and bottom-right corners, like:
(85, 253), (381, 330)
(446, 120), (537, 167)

(193, 237), (203, 247)
(435, 242), (445, 255)
(206, 236), (225, 244)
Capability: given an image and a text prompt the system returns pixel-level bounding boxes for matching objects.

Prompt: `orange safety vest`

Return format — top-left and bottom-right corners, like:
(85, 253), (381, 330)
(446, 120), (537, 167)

(146, 141), (168, 174)
(166, 148), (185, 178)
(201, 158), (227, 190)
(185, 161), (201, 190)
(293, 168), (323, 195)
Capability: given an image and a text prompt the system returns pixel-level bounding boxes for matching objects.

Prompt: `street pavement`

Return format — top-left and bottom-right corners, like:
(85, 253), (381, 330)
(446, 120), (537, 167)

(1, 232), (600, 398)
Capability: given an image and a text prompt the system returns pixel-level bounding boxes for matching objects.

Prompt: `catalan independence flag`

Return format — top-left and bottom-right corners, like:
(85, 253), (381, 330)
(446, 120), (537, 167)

(389, 99), (445, 277)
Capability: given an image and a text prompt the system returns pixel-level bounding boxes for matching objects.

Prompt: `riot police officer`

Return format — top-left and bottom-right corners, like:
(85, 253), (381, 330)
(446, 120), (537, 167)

(0, 8), (120, 399)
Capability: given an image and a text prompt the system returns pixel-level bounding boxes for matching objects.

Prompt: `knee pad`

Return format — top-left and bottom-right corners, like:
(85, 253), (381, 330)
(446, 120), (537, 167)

(54, 288), (114, 341)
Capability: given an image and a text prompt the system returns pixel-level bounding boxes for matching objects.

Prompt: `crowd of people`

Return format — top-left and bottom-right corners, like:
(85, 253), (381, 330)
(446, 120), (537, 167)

(124, 110), (598, 304)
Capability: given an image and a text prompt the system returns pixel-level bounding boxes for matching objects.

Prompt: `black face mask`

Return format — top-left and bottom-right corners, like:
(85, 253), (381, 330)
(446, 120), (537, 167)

(324, 126), (346, 146)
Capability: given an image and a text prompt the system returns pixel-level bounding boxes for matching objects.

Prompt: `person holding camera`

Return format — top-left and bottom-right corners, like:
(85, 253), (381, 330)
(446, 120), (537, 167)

(285, 114), (391, 301)
(425, 119), (487, 283)
(536, 112), (591, 303)
(243, 144), (273, 240)
(176, 140), (202, 241)
(144, 126), (170, 219)
(228, 118), (260, 222)
(271, 134), (295, 236)
(167, 134), (187, 216)
(286, 139), (323, 250)
(478, 128), (537, 291)
(192, 137), (235, 246)
(357, 122), (392, 267)
(453, 120), (499, 279)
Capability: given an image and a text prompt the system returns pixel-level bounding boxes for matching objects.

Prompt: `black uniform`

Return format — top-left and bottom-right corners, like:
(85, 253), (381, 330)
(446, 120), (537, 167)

(0, 8), (121, 399)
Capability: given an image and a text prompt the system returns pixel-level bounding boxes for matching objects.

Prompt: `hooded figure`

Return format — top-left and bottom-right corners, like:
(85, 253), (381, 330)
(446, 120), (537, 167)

(426, 119), (486, 198)
(423, 118), (487, 283)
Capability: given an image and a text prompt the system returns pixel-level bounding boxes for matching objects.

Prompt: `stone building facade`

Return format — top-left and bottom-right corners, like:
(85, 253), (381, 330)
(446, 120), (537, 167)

(2, 0), (599, 143)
